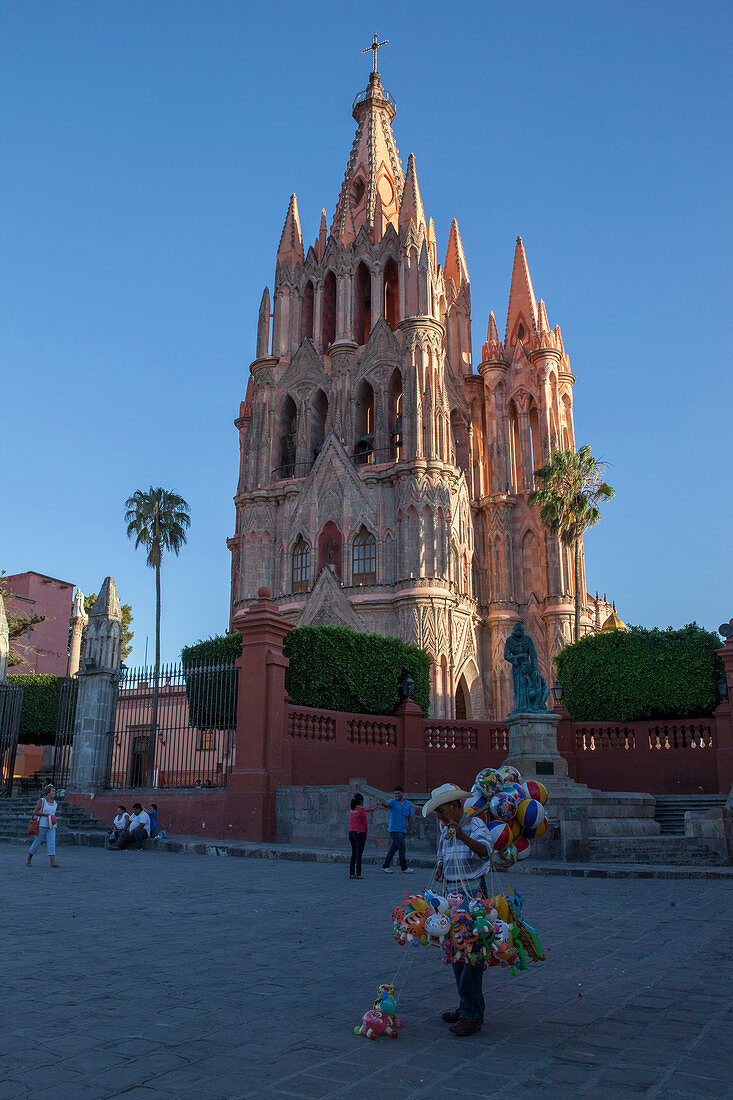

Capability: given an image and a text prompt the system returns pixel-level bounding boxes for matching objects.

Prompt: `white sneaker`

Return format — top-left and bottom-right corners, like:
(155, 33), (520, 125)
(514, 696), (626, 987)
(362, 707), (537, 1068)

(382, 867), (393, 873)
(402, 867), (415, 874)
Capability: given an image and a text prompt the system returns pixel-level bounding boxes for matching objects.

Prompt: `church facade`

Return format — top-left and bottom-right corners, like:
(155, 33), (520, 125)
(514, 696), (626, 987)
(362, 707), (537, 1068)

(228, 62), (612, 720)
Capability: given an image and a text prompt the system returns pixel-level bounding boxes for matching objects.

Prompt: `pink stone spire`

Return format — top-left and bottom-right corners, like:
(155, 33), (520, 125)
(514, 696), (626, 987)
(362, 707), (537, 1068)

(505, 235), (538, 345)
(315, 209), (328, 260)
(482, 310), (505, 362)
(537, 298), (550, 333)
(444, 218), (470, 289)
(276, 194), (304, 268)
(399, 153), (426, 232)
(333, 189), (356, 247)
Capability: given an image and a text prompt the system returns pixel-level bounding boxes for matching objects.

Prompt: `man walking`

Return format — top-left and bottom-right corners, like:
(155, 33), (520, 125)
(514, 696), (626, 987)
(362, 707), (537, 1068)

(380, 786), (414, 873)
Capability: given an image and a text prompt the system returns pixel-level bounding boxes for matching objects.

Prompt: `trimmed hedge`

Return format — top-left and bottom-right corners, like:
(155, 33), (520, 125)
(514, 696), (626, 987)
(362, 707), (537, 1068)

(9, 673), (73, 746)
(181, 626), (431, 716)
(181, 635), (240, 731)
(555, 623), (724, 722)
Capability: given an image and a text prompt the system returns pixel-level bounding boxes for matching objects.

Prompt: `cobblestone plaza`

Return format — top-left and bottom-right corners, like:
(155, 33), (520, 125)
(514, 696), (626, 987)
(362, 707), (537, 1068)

(2, 846), (731, 1099)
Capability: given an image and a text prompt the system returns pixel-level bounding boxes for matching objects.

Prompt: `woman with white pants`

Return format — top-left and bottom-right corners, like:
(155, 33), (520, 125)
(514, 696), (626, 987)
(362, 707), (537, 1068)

(26, 784), (60, 868)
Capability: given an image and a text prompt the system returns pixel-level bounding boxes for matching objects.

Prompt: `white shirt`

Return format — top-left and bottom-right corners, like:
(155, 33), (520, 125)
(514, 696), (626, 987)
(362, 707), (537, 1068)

(39, 799), (58, 828)
(113, 813), (130, 831)
(128, 811), (151, 836)
(437, 814), (491, 883)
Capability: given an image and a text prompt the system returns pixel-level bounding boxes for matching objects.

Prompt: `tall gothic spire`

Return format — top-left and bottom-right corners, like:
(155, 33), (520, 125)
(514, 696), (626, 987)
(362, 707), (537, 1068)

(505, 236), (538, 345)
(331, 69), (404, 240)
(444, 218), (470, 288)
(399, 153), (426, 233)
(276, 194), (304, 268)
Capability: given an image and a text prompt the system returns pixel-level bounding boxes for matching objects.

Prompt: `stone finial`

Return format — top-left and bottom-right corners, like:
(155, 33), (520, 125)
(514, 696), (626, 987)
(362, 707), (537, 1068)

(276, 193), (304, 268)
(444, 218), (469, 289)
(505, 235), (538, 346)
(399, 153), (426, 233)
(256, 286), (271, 359)
(82, 577), (123, 672)
(0, 590), (8, 683)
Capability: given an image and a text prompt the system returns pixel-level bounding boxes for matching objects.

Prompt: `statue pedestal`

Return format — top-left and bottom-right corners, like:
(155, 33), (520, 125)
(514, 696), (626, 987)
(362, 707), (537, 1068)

(503, 711), (569, 782)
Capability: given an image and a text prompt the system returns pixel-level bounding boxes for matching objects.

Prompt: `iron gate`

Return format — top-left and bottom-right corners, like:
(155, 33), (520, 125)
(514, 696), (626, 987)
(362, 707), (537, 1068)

(0, 681), (23, 797)
(51, 676), (79, 789)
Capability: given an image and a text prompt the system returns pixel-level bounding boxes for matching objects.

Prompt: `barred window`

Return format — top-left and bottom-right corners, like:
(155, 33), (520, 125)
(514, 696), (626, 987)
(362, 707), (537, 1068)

(292, 537), (310, 593)
(198, 730), (214, 751)
(352, 529), (376, 584)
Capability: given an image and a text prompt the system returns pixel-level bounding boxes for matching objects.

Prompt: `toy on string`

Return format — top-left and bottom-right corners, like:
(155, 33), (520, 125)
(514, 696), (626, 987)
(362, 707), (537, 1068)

(354, 983), (403, 1040)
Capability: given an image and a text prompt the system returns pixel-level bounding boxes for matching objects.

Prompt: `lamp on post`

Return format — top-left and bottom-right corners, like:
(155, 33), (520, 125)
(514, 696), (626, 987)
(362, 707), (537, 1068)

(551, 681), (563, 707)
(717, 674), (728, 701)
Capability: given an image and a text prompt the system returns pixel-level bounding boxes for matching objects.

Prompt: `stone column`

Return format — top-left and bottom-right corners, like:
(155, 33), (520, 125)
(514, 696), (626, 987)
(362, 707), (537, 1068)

(399, 698), (427, 791)
(228, 587), (292, 841)
(68, 578), (123, 790)
(68, 588), (88, 677)
(503, 711), (567, 783)
(715, 620), (733, 794)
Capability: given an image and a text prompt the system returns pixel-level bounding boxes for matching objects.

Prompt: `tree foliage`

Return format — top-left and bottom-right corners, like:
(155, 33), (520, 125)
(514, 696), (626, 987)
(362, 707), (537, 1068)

(10, 673), (76, 745)
(555, 623), (724, 722)
(182, 626), (432, 716)
(529, 445), (615, 641)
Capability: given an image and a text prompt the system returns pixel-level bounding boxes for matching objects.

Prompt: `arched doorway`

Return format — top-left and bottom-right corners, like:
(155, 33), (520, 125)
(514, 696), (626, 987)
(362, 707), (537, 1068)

(317, 521), (342, 579)
(455, 677), (469, 720)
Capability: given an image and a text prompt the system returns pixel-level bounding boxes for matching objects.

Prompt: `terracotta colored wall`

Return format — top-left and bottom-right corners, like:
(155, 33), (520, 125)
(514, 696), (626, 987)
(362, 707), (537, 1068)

(5, 572), (74, 676)
(66, 790), (247, 840)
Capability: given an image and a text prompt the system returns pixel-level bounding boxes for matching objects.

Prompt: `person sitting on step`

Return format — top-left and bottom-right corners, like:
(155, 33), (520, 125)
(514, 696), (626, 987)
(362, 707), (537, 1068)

(115, 803), (151, 850)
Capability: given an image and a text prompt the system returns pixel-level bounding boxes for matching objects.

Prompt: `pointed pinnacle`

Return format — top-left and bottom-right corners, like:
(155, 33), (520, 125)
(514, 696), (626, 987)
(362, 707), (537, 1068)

(445, 218), (470, 289)
(505, 235), (538, 345)
(487, 311), (499, 343)
(399, 153), (426, 231)
(276, 193), (304, 267)
(537, 299), (550, 333)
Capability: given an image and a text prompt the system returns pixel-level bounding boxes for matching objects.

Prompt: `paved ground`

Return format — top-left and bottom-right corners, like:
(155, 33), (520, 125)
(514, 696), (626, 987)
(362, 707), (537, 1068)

(2, 845), (732, 1099)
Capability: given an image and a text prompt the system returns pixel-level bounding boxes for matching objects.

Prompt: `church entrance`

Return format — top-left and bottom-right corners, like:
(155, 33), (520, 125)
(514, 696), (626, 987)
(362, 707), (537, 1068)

(455, 678), (469, 720)
(317, 522), (342, 579)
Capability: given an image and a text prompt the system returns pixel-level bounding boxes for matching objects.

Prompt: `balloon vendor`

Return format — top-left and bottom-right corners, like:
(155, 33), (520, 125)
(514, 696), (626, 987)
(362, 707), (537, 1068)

(423, 782), (491, 1037)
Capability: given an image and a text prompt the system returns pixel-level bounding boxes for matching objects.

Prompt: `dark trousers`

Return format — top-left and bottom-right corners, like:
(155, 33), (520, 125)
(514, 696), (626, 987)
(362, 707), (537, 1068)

(383, 830), (407, 870)
(452, 959), (485, 1023)
(116, 825), (147, 849)
(349, 830), (366, 876)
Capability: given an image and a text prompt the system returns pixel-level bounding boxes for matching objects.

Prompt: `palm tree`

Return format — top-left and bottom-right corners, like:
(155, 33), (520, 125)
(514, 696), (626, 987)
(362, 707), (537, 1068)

(529, 445), (615, 643)
(125, 487), (191, 785)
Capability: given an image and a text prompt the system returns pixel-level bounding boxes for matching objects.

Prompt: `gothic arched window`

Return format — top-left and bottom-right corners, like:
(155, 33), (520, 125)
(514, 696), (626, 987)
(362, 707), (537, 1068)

(352, 528), (376, 584)
(292, 537), (310, 594)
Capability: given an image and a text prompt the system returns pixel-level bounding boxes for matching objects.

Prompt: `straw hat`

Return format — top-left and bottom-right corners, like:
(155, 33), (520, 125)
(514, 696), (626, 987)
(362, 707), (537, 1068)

(421, 783), (472, 818)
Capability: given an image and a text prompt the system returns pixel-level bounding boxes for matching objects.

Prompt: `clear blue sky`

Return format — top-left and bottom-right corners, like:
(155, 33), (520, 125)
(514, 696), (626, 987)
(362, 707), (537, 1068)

(2, 0), (731, 664)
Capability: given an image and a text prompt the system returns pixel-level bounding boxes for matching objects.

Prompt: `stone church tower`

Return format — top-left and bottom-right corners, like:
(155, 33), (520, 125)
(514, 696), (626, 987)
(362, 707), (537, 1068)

(228, 59), (611, 719)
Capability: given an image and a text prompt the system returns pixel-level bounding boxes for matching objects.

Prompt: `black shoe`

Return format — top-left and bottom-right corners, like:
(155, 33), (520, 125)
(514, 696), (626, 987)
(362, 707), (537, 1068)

(449, 1018), (482, 1037)
(442, 1010), (460, 1024)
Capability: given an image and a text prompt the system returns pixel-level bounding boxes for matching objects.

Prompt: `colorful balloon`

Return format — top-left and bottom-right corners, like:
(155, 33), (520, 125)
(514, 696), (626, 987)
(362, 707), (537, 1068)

(515, 836), (532, 859)
(528, 818), (548, 840)
(474, 768), (502, 797)
(497, 766), (521, 784)
(463, 791), (488, 817)
(509, 819), (523, 842)
(522, 780), (548, 805)
(489, 791), (520, 823)
(486, 820), (512, 851)
(491, 843), (518, 869)
(516, 798), (545, 833)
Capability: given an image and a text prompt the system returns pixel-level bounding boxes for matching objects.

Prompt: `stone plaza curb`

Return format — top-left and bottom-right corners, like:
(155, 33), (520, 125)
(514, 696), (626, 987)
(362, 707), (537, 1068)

(5, 830), (730, 878)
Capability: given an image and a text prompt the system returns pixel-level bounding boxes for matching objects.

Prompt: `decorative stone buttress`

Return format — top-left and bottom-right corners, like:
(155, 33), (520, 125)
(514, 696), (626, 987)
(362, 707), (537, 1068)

(228, 63), (614, 719)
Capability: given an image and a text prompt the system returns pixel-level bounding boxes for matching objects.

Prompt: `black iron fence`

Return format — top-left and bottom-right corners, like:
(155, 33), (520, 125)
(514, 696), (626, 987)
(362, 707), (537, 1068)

(108, 661), (238, 790)
(0, 681), (23, 797)
(51, 676), (79, 790)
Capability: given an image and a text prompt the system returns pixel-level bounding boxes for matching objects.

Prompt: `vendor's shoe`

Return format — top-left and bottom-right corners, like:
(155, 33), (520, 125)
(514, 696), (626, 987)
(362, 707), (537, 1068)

(402, 867), (415, 873)
(382, 867), (393, 873)
(449, 1018), (481, 1037)
(441, 1010), (460, 1024)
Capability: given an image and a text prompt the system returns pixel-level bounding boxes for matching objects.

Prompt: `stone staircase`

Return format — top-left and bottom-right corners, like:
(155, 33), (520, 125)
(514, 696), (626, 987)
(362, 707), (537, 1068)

(583, 835), (729, 865)
(0, 797), (109, 847)
(654, 794), (728, 835)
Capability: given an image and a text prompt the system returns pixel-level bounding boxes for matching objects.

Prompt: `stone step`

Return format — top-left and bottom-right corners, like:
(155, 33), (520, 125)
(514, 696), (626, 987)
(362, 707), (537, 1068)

(585, 836), (727, 865)
(653, 794), (727, 835)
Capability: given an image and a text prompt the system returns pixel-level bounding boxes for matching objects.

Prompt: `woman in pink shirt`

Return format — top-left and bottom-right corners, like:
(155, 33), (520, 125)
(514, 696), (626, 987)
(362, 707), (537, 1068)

(348, 793), (374, 879)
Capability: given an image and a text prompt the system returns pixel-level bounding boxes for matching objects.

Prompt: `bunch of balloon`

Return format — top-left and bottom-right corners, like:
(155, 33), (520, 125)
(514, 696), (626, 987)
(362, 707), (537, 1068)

(463, 766), (549, 869)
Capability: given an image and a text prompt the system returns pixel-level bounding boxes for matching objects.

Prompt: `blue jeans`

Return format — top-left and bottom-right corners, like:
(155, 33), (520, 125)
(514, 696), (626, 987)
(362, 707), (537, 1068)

(383, 830), (407, 870)
(448, 878), (487, 1023)
(29, 825), (56, 857)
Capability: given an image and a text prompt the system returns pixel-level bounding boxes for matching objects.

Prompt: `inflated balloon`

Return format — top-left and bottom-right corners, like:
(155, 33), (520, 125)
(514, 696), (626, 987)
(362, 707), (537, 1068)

(491, 843), (518, 869)
(463, 791), (489, 817)
(523, 779), (548, 805)
(527, 818), (548, 840)
(474, 768), (503, 797)
(486, 820), (512, 852)
(509, 819), (523, 843)
(497, 765), (522, 784)
(516, 798), (545, 833)
(515, 836), (532, 859)
(489, 791), (519, 823)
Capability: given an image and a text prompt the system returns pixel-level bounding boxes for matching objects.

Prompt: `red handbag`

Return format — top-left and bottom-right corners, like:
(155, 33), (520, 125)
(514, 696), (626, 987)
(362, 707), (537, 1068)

(28, 818), (39, 837)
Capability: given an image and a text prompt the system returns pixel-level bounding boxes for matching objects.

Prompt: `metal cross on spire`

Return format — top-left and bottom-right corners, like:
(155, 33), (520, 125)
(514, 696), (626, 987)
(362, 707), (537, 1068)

(362, 32), (388, 73)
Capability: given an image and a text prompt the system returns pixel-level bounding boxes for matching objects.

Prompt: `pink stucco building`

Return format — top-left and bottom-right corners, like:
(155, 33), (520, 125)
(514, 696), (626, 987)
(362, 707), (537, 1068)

(4, 571), (74, 676)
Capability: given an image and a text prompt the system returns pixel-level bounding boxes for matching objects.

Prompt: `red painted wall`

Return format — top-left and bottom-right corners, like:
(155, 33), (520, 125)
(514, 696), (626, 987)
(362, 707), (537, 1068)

(5, 571), (74, 676)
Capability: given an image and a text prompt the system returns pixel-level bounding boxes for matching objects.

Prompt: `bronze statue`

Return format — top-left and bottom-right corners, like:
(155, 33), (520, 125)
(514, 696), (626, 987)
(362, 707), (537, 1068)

(504, 622), (549, 715)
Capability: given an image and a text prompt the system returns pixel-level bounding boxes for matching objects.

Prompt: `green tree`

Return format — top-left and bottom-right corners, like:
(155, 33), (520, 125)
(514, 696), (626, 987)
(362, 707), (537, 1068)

(125, 487), (191, 784)
(529, 445), (615, 643)
(69, 593), (135, 664)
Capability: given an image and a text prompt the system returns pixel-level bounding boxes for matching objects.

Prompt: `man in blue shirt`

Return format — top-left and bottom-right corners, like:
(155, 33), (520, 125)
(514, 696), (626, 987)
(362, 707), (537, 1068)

(380, 786), (414, 873)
